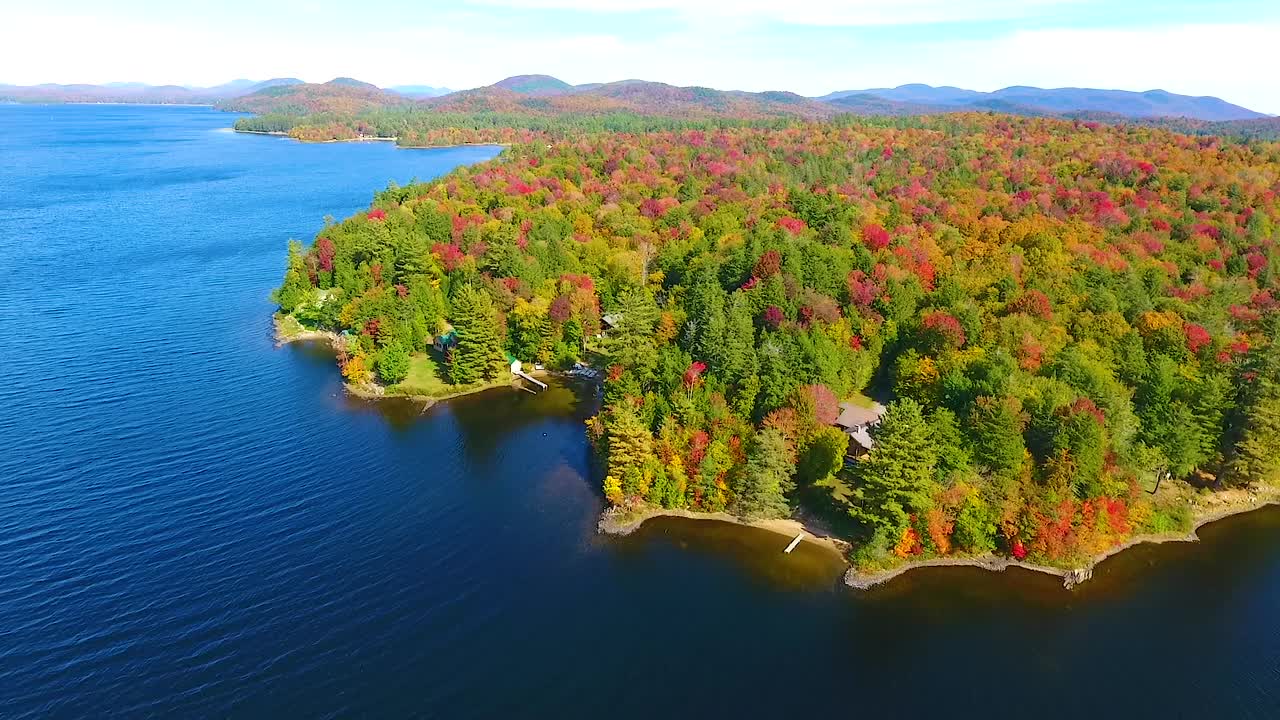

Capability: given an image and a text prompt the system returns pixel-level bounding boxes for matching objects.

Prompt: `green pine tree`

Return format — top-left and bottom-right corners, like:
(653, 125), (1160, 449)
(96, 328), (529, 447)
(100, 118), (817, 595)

(448, 284), (507, 384)
(276, 240), (312, 313)
(605, 288), (659, 380)
(968, 395), (1027, 475)
(849, 398), (939, 536)
(376, 342), (411, 385)
(1228, 375), (1280, 487)
(721, 293), (758, 383)
(735, 428), (795, 520)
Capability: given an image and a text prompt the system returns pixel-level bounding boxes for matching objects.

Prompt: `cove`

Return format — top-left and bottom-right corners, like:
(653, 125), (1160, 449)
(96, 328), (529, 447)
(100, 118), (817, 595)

(2, 105), (1279, 719)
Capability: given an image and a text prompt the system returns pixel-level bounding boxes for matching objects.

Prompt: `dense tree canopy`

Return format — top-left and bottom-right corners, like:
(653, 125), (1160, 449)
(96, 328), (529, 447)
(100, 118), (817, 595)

(277, 113), (1280, 567)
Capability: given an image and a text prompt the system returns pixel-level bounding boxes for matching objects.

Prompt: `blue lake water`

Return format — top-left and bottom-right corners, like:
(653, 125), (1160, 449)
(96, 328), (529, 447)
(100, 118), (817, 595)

(1, 104), (1278, 718)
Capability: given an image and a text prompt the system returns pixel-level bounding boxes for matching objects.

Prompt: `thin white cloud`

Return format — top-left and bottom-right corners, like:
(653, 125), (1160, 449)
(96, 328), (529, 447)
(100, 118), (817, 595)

(464, 0), (1084, 26)
(2, 10), (1276, 113)
(888, 23), (1280, 111)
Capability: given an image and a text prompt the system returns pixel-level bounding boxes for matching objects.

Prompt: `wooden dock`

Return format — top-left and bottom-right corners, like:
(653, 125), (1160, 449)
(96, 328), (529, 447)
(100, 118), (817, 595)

(784, 533), (805, 554)
(509, 359), (548, 391)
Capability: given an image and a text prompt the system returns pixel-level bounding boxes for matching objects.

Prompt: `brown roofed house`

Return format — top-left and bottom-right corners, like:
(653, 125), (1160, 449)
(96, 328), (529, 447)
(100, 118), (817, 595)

(834, 401), (887, 456)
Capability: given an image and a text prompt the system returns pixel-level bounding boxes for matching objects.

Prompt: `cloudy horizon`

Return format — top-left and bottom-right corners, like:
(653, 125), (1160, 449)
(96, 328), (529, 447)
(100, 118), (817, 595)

(4, 0), (1277, 112)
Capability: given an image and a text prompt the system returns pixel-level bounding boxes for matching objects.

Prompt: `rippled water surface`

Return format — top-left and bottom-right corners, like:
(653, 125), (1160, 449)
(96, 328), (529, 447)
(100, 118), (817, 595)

(2, 105), (1279, 719)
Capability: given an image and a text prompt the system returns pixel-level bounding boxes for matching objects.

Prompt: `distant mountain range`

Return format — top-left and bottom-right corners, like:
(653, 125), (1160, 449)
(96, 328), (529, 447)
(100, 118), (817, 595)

(388, 85), (452, 98)
(1, 75), (1271, 125)
(821, 83), (1266, 122)
(0, 78), (303, 104)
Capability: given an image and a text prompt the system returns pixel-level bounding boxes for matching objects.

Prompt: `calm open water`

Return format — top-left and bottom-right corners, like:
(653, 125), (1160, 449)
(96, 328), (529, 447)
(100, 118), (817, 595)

(1, 105), (1278, 719)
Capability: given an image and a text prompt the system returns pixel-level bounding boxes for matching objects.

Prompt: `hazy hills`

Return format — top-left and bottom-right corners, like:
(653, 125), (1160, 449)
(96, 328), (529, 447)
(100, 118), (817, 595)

(822, 83), (1265, 122)
(2, 75), (1270, 127)
(0, 78), (302, 104)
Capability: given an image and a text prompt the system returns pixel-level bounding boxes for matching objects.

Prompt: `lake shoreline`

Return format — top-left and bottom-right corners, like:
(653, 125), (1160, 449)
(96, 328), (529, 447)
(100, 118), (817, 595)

(273, 315), (536, 406)
(597, 487), (1279, 591)
(844, 489), (1280, 590)
(598, 506), (851, 559)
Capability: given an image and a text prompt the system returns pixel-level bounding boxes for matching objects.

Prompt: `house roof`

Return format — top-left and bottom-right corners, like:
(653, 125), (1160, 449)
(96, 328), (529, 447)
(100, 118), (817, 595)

(849, 427), (875, 451)
(835, 401), (886, 429)
(602, 312), (622, 328)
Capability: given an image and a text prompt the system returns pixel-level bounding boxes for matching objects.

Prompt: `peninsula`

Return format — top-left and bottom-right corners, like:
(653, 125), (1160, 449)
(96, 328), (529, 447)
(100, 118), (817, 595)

(271, 101), (1280, 586)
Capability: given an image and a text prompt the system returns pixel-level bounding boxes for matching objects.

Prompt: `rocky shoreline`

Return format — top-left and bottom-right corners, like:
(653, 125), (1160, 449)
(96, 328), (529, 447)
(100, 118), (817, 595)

(273, 315), (548, 405)
(277, 321), (1279, 594)
(845, 494), (1279, 590)
(597, 490), (1278, 592)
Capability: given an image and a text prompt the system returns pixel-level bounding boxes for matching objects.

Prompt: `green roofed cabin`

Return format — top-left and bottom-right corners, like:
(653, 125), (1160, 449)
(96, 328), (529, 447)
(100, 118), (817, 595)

(433, 329), (458, 353)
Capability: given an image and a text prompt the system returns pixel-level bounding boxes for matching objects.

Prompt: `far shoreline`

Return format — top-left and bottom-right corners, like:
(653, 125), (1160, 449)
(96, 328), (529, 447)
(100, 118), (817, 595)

(232, 127), (511, 150)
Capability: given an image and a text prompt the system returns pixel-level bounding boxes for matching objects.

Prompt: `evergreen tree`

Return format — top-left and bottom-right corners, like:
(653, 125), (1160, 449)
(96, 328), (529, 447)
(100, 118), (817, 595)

(605, 288), (659, 381)
(689, 268), (727, 368)
(276, 240), (312, 313)
(448, 284), (507, 384)
(929, 407), (972, 480)
(735, 428), (795, 520)
(605, 403), (650, 473)
(721, 293), (758, 382)
(1227, 374), (1280, 487)
(849, 398), (939, 536)
(967, 395), (1027, 475)
(1138, 355), (1208, 477)
(407, 274), (443, 346)
(376, 342), (411, 384)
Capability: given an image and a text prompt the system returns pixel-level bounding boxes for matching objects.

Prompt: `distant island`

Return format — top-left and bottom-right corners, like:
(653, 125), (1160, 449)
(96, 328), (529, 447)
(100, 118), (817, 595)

(270, 108), (1280, 587)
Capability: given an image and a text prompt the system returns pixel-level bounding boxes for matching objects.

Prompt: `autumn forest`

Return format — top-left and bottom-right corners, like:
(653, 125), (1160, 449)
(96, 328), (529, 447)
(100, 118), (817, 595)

(274, 111), (1280, 572)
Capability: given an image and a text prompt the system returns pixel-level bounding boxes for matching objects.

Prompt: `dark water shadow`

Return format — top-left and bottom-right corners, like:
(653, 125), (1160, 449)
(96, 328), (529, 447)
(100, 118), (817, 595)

(617, 516), (848, 592)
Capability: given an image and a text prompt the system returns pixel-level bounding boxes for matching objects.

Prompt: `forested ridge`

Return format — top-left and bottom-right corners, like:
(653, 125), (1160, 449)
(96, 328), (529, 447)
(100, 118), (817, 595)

(275, 113), (1280, 569)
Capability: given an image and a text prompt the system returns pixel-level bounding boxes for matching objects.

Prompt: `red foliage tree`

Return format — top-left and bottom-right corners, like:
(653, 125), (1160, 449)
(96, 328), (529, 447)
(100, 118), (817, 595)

(687, 430), (710, 470)
(1183, 322), (1212, 354)
(315, 237), (335, 272)
(1010, 290), (1053, 320)
(921, 310), (966, 350)
(776, 216), (806, 235)
(846, 269), (882, 309)
(683, 361), (707, 391)
(763, 305), (785, 329)
(803, 384), (839, 426)
(433, 243), (466, 272)
(861, 223), (891, 251)
(754, 250), (782, 278)
(549, 295), (572, 323)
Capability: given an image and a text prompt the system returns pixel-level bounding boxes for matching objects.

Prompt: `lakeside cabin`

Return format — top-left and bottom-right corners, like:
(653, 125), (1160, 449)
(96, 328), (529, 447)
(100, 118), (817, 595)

(598, 312), (623, 338)
(433, 328), (458, 353)
(834, 401), (887, 457)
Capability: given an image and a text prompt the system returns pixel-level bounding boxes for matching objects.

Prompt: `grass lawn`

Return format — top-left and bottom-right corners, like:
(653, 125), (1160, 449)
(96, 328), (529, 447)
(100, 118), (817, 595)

(387, 352), (510, 399)
(274, 313), (309, 341)
(797, 470), (862, 540)
(842, 391), (879, 408)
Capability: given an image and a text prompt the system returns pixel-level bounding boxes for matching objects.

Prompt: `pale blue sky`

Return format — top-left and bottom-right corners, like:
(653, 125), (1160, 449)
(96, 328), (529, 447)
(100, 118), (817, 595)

(4, 0), (1277, 112)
